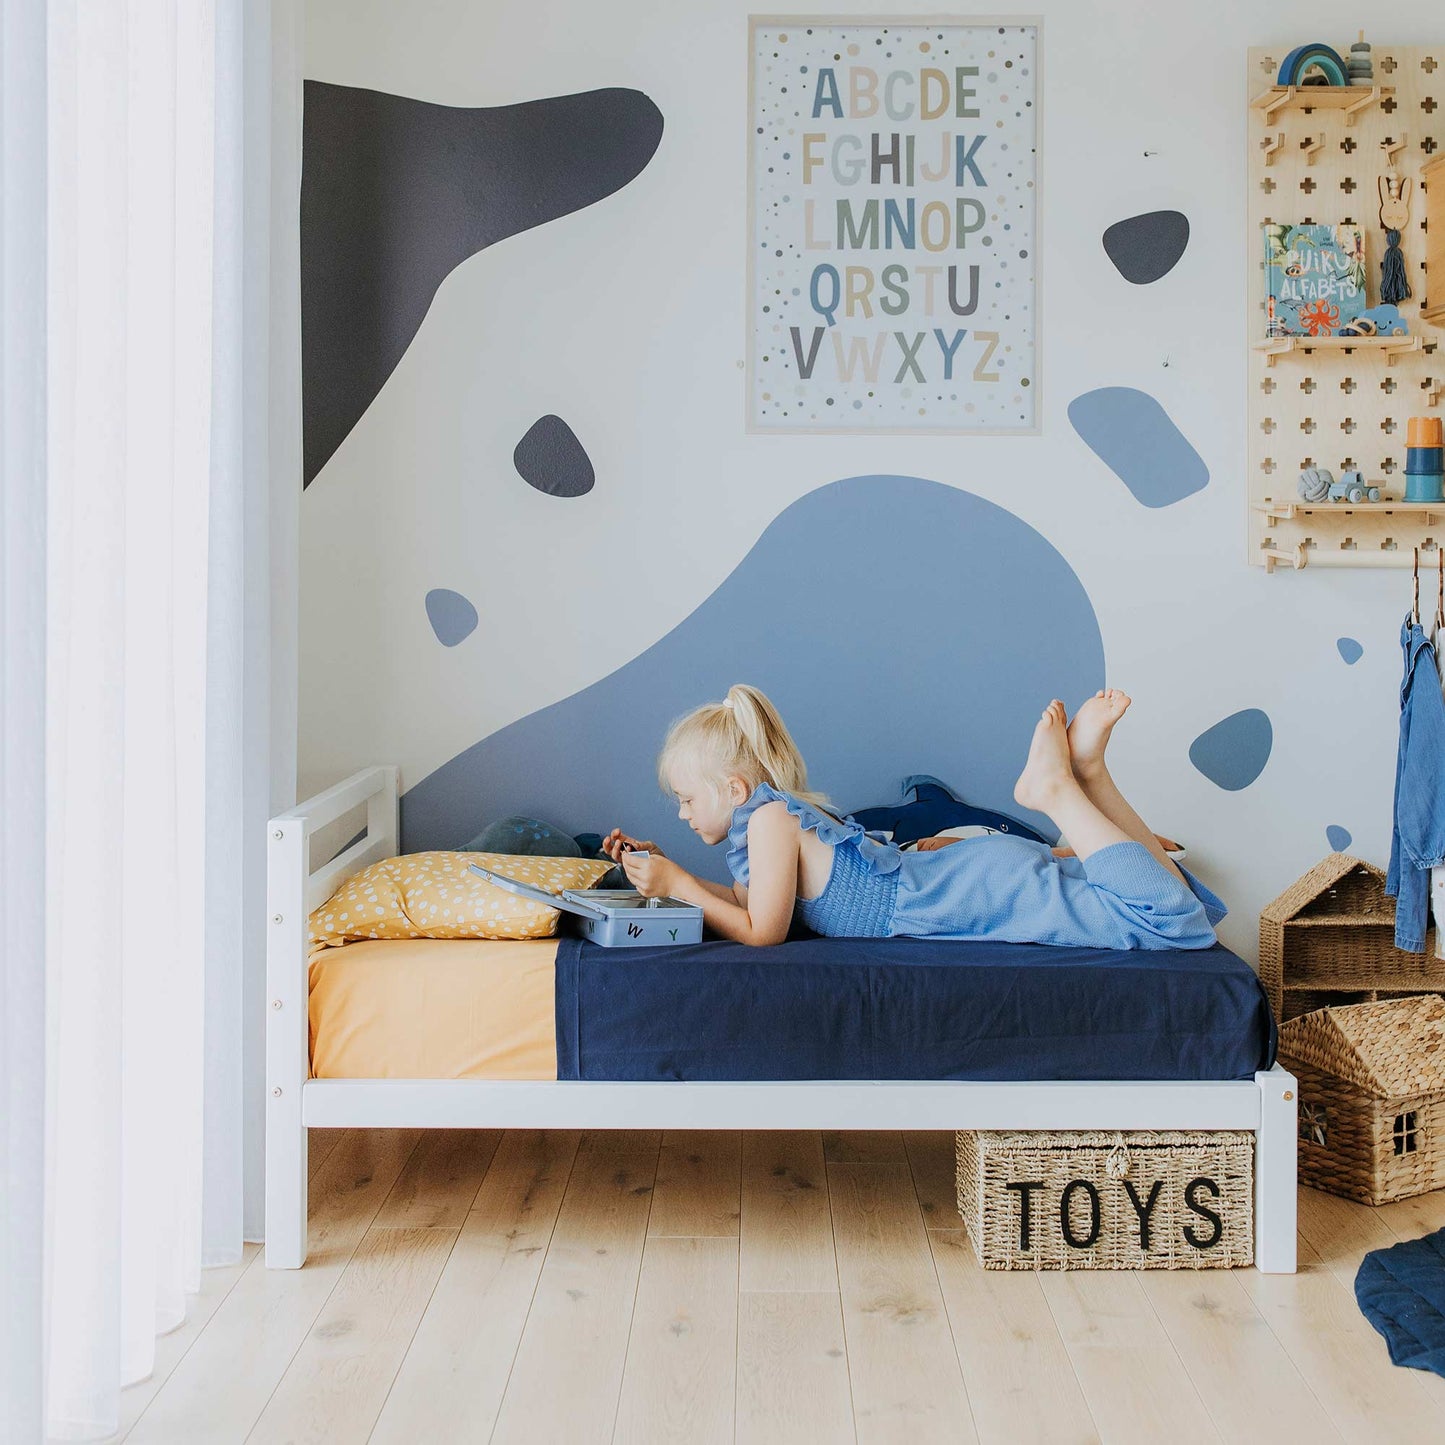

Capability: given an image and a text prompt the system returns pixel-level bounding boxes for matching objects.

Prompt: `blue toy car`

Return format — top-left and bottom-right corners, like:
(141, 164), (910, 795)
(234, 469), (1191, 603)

(1328, 470), (1381, 504)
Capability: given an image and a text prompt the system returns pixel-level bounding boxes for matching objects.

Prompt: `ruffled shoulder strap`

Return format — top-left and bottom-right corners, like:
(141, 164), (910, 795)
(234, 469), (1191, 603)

(725, 781), (902, 885)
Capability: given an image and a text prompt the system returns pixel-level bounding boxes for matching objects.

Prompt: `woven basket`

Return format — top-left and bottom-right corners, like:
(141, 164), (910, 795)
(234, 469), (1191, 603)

(1281, 995), (1445, 1204)
(1258, 853), (1441, 1022)
(955, 1129), (1254, 1270)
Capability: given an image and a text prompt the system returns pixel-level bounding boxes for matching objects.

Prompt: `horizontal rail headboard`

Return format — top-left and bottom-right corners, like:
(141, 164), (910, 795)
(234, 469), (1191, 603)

(270, 766), (401, 913)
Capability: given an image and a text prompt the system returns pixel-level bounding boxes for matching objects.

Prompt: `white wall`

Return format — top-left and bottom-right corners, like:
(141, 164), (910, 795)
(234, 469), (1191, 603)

(299, 0), (1440, 964)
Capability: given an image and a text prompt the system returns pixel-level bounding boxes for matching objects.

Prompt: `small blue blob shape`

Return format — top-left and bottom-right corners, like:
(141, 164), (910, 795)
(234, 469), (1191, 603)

(1326, 824), (1353, 851)
(424, 588), (479, 647)
(1067, 388), (1209, 508)
(1189, 709), (1273, 791)
(1337, 637), (1364, 665)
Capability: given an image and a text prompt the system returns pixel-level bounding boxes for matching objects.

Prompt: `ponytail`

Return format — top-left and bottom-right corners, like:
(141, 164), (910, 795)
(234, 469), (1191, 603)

(656, 683), (830, 808)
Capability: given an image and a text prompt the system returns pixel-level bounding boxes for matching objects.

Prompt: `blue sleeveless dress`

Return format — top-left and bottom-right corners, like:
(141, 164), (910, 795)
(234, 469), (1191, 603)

(725, 782), (1226, 951)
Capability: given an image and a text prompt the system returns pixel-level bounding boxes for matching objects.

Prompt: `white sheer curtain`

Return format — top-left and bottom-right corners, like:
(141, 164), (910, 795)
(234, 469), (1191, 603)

(37, 2), (300, 1438)
(2, 1), (49, 1441)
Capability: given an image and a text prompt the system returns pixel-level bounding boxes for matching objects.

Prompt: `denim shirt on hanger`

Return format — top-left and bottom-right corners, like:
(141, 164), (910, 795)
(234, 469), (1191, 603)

(1386, 613), (1445, 952)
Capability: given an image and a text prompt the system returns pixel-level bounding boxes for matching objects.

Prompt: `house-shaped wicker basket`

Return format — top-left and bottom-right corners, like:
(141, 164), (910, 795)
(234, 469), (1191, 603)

(1281, 994), (1445, 1205)
(1259, 853), (1442, 1023)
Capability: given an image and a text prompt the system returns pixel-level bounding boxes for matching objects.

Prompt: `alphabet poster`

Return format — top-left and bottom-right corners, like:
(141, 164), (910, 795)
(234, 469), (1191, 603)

(748, 18), (1039, 433)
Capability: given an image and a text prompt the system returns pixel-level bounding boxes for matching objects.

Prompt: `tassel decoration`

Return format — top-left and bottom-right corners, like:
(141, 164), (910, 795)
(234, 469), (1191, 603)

(1381, 229), (1412, 304)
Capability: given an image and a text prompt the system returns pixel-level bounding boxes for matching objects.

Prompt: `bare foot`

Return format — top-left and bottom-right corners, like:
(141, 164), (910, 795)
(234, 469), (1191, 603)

(1013, 700), (1077, 813)
(1067, 688), (1131, 779)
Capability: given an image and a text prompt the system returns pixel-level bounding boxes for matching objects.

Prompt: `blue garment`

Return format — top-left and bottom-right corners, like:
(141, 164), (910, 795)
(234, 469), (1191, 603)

(1385, 615), (1445, 952)
(726, 782), (1226, 951)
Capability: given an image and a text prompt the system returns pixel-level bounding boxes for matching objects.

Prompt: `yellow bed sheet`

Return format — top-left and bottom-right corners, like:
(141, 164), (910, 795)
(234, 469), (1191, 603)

(307, 938), (559, 1080)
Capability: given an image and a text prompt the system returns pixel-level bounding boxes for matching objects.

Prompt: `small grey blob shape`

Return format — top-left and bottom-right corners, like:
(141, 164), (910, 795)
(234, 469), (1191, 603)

(1188, 709), (1273, 791)
(1337, 637), (1364, 665)
(1067, 387), (1210, 508)
(1326, 824), (1353, 851)
(301, 82), (664, 487)
(515, 415), (595, 497)
(1102, 210), (1191, 285)
(400, 475), (1106, 872)
(425, 589), (479, 647)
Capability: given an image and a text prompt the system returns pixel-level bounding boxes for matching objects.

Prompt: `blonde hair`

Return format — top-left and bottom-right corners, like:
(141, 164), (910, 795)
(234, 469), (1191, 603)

(656, 684), (831, 808)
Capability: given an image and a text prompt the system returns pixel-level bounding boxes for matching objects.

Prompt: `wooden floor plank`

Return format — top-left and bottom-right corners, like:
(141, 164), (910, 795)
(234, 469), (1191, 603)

(736, 1291), (855, 1445)
(1374, 1183), (1445, 1244)
(928, 1230), (1099, 1445)
(904, 1131), (966, 1232)
(307, 1129), (345, 1184)
(367, 1129), (581, 1445)
(1296, 1186), (1401, 1290)
(1299, 1184), (1445, 1417)
(108, 1245), (262, 1443)
(490, 1130), (661, 1445)
(828, 1161), (977, 1444)
(123, 1138), (1445, 1445)
(823, 1130), (908, 1164)
(125, 1129), (422, 1445)
(739, 1130), (838, 1293)
(648, 1130), (741, 1238)
(1237, 1233), (1445, 1443)
(1040, 1270), (1223, 1445)
(1139, 1267), (1342, 1445)
(244, 1225), (456, 1445)
(613, 1237), (739, 1445)
(371, 1127), (501, 1229)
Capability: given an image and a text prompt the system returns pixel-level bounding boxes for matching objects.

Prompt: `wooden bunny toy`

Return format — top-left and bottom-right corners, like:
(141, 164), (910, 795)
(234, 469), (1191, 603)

(1379, 172), (1413, 303)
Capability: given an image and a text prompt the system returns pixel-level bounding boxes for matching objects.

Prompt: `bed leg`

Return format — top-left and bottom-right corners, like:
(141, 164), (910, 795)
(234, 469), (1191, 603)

(1253, 1066), (1297, 1273)
(266, 818), (309, 1268)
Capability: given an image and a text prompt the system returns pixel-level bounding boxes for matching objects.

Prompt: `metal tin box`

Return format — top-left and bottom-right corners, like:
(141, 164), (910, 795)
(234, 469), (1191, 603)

(468, 864), (705, 948)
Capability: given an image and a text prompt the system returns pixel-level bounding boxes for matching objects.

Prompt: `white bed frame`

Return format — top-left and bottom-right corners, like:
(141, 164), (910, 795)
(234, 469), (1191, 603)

(265, 767), (1298, 1272)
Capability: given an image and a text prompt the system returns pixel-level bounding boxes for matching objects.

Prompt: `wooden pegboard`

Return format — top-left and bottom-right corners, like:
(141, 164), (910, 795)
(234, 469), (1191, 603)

(1248, 44), (1443, 570)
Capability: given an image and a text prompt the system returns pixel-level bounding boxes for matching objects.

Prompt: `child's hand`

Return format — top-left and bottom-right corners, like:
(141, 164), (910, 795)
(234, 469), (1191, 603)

(914, 836), (963, 852)
(600, 828), (665, 863)
(620, 851), (680, 898)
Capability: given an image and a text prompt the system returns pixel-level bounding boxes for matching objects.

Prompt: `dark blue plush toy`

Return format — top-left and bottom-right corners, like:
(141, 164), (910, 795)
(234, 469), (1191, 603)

(848, 775), (1051, 847)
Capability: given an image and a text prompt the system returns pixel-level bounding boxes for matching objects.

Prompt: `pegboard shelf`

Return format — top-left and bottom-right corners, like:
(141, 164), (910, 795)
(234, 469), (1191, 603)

(1253, 500), (1444, 523)
(1251, 84), (1393, 125)
(1252, 336), (1424, 365)
(1261, 542), (1443, 573)
(1248, 43), (1443, 572)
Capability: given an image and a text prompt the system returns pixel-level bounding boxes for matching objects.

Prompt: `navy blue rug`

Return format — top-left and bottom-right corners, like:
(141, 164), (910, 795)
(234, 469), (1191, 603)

(1356, 1226), (1445, 1375)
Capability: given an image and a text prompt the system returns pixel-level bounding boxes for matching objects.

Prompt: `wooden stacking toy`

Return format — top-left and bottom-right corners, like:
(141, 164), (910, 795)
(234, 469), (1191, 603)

(1404, 416), (1445, 504)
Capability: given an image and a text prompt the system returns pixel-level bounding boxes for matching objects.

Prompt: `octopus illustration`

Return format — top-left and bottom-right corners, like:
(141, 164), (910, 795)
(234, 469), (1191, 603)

(1299, 299), (1341, 336)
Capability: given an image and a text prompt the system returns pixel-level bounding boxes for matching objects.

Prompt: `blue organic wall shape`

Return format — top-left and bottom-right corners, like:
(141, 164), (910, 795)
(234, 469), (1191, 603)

(1067, 388), (1210, 508)
(301, 81), (664, 486)
(1337, 637), (1364, 665)
(1102, 210), (1191, 285)
(401, 476), (1106, 877)
(515, 415), (596, 498)
(1326, 824), (1353, 851)
(425, 589), (479, 647)
(1189, 709), (1273, 791)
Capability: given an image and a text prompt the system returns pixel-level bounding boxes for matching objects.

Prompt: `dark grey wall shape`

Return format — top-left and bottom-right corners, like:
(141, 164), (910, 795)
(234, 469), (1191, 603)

(515, 415), (595, 497)
(301, 81), (664, 486)
(401, 476), (1106, 880)
(1102, 210), (1191, 285)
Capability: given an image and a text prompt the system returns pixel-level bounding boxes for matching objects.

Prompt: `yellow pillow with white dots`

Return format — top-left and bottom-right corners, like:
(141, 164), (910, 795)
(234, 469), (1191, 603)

(308, 851), (614, 949)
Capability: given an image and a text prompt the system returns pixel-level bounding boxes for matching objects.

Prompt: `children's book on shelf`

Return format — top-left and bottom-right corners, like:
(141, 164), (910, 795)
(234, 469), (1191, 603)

(1263, 223), (1367, 337)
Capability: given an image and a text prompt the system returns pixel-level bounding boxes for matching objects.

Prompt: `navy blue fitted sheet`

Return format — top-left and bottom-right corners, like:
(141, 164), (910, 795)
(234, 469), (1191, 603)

(554, 935), (1277, 1082)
